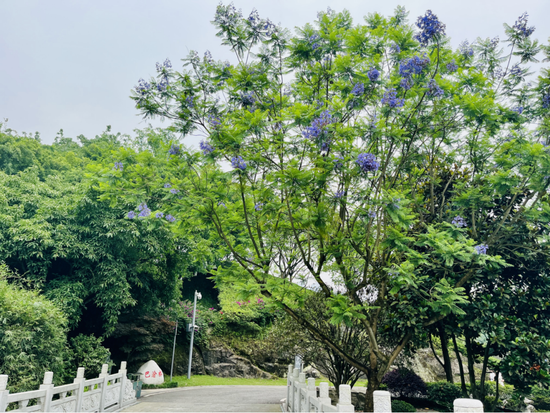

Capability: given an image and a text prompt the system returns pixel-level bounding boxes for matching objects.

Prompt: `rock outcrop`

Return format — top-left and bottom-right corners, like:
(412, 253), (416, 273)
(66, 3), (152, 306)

(203, 345), (272, 379)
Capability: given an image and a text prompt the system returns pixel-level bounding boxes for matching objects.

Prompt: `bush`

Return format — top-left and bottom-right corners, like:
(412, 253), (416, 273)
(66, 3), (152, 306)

(530, 386), (550, 411)
(391, 400), (416, 412)
(382, 368), (427, 398)
(66, 334), (111, 379)
(142, 381), (178, 389)
(426, 382), (463, 412)
(0, 264), (68, 392)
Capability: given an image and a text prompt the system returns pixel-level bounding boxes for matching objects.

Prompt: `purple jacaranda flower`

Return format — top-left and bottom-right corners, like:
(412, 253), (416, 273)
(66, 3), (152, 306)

(415, 10), (446, 46)
(451, 215), (467, 228)
(357, 153), (380, 173)
(475, 244), (488, 254)
(231, 156), (247, 171)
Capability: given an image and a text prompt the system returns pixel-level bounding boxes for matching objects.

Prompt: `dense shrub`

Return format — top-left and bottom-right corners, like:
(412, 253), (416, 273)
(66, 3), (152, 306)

(391, 400), (416, 412)
(66, 334), (111, 379)
(530, 386), (550, 411)
(106, 313), (175, 372)
(382, 368), (427, 398)
(426, 382), (463, 412)
(0, 263), (68, 392)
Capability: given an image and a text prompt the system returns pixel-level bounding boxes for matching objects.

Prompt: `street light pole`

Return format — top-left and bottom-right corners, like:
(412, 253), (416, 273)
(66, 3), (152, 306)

(170, 320), (178, 381)
(187, 290), (201, 379)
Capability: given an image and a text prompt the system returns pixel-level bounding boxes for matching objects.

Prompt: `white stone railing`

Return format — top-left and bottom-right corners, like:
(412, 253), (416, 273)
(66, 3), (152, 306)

(283, 365), (354, 412)
(0, 362), (136, 412)
(282, 364), (484, 413)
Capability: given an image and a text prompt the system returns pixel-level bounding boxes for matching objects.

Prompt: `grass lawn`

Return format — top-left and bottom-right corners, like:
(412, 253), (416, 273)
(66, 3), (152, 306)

(167, 375), (288, 387)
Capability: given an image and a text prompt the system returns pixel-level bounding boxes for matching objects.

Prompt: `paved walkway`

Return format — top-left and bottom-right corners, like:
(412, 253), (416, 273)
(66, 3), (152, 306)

(121, 385), (287, 412)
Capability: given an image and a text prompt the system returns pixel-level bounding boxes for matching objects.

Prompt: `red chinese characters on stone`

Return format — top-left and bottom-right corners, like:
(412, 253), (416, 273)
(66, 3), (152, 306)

(152, 371), (158, 378)
(159, 371), (163, 376)
(145, 371), (150, 378)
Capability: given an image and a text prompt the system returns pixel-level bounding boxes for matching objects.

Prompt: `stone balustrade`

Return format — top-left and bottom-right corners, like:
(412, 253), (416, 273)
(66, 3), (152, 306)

(282, 363), (485, 413)
(0, 362), (136, 412)
(282, 364), (354, 412)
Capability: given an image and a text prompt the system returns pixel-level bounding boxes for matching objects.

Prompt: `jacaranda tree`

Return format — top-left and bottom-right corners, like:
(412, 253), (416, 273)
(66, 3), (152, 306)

(96, 5), (550, 409)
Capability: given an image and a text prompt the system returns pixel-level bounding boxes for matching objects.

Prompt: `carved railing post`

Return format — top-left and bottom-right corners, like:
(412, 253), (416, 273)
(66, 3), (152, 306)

(297, 372), (306, 412)
(38, 372), (54, 412)
(337, 384), (354, 412)
(318, 382), (331, 407)
(98, 363), (109, 412)
(118, 361), (127, 408)
(73, 367), (85, 412)
(286, 364), (293, 411)
(292, 368), (300, 412)
(374, 390), (392, 413)
(0, 375), (9, 412)
(306, 377), (316, 411)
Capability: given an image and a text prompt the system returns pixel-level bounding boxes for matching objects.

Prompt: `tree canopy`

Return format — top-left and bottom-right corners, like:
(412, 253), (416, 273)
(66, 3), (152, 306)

(93, 5), (550, 409)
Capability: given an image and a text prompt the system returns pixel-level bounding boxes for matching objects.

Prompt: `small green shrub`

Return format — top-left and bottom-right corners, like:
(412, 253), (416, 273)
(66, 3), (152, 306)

(392, 400), (416, 412)
(503, 391), (526, 412)
(141, 381), (179, 389)
(426, 381), (463, 411)
(530, 386), (550, 411)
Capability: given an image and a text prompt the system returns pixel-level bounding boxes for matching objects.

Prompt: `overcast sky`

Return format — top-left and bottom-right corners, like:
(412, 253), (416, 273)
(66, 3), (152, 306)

(1, 0), (549, 146)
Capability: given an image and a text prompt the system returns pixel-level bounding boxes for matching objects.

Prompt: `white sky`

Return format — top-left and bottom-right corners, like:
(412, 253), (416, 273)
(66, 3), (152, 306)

(1, 0), (549, 146)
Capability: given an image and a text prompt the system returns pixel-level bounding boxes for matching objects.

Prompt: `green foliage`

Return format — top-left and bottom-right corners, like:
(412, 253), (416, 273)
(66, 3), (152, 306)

(391, 400), (416, 412)
(426, 382), (463, 412)
(0, 263), (68, 392)
(107, 314), (176, 373)
(0, 168), (187, 335)
(66, 334), (111, 379)
(530, 386), (550, 412)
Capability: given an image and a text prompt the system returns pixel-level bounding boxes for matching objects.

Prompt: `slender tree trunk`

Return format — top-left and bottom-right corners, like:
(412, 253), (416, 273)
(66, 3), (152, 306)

(479, 345), (490, 403)
(495, 371), (500, 406)
(438, 323), (454, 383)
(452, 333), (468, 397)
(465, 334), (477, 397)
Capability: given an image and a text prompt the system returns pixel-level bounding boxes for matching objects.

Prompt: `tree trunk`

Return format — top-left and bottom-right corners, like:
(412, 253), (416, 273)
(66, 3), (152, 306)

(364, 349), (381, 413)
(438, 323), (454, 383)
(478, 345), (490, 403)
(365, 368), (380, 413)
(452, 333), (468, 397)
(465, 334), (477, 397)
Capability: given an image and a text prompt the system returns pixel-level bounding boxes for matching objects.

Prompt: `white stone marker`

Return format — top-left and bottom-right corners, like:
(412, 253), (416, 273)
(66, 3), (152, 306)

(454, 398), (484, 413)
(137, 360), (165, 385)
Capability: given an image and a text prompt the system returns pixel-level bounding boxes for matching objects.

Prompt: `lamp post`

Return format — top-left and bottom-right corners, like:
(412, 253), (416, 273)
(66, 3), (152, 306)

(170, 277), (184, 381)
(170, 320), (178, 381)
(187, 290), (202, 379)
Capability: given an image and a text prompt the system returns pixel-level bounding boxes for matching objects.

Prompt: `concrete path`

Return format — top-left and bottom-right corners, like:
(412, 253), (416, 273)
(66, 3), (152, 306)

(121, 385), (287, 412)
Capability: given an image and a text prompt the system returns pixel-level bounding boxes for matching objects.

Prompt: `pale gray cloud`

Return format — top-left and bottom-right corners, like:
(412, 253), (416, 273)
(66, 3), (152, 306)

(1, 0), (549, 144)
